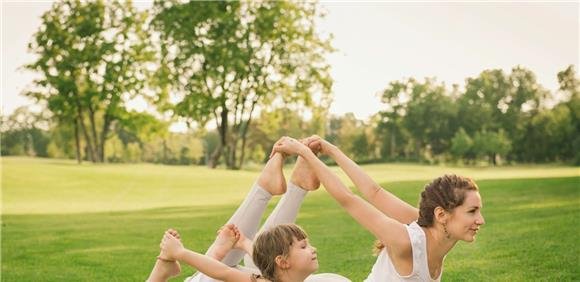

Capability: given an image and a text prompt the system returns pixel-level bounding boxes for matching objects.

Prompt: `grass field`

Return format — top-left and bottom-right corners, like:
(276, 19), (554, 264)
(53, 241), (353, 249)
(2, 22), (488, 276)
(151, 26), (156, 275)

(1, 157), (579, 281)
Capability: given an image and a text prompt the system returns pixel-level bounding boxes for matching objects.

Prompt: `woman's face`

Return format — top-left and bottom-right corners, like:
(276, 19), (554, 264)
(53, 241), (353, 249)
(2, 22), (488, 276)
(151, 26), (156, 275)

(448, 191), (485, 242)
(287, 237), (319, 274)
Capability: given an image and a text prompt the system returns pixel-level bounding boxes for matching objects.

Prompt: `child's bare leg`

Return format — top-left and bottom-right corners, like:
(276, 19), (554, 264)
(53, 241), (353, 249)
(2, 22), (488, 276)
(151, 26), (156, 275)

(147, 229), (182, 282)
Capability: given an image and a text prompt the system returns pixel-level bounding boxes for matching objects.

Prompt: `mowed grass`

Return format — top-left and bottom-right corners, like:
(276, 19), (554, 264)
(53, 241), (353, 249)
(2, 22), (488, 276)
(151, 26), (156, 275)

(1, 157), (579, 281)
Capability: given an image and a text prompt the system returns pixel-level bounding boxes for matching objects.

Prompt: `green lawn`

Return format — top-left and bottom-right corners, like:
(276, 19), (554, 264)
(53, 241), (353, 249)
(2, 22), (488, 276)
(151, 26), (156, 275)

(1, 157), (579, 281)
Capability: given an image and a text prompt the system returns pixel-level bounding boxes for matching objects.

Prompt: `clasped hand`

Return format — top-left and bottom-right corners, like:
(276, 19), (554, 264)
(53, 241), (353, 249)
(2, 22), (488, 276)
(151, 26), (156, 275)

(269, 135), (334, 158)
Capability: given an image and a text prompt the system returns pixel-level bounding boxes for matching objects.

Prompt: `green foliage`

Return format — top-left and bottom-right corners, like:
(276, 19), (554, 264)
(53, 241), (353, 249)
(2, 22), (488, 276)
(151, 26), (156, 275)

(450, 128), (473, 162)
(0, 107), (50, 157)
(151, 0), (333, 169)
(26, 0), (155, 163)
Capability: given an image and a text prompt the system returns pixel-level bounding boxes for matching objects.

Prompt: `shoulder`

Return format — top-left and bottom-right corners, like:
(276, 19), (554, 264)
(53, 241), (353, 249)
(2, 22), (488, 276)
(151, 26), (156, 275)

(252, 274), (270, 282)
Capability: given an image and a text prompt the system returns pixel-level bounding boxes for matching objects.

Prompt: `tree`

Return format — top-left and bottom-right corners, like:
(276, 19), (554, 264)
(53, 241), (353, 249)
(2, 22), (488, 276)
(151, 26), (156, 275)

(557, 65), (580, 163)
(151, 0), (333, 169)
(402, 78), (457, 159)
(377, 80), (411, 160)
(473, 130), (511, 165)
(25, 0), (155, 163)
(458, 67), (548, 162)
(450, 128), (474, 163)
(0, 107), (50, 157)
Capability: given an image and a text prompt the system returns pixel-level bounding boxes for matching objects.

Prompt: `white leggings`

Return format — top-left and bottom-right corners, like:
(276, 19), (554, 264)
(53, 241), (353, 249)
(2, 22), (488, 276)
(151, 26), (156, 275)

(186, 182), (351, 282)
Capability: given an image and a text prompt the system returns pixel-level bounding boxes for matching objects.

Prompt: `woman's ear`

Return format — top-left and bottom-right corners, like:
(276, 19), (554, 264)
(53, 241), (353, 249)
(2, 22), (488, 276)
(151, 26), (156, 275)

(434, 206), (449, 224)
(275, 255), (290, 270)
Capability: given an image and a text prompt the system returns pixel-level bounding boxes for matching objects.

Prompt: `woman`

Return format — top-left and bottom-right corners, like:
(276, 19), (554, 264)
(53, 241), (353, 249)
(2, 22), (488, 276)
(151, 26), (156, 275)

(147, 151), (351, 282)
(271, 136), (485, 281)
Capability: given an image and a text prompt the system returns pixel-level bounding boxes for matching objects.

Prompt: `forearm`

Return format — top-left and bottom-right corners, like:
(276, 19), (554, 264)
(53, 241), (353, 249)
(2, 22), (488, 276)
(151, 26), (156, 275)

(300, 149), (355, 205)
(327, 147), (418, 224)
(327, 146), (381, 200)
(176, 249), (243, 281)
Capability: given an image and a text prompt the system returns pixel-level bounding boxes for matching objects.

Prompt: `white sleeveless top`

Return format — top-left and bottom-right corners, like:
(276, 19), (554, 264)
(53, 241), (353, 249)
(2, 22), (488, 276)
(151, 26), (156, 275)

(364, 222), (442, 282)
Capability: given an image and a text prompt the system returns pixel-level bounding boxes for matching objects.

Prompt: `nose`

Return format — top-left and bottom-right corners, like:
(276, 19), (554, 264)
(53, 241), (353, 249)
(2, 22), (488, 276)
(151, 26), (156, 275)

(311, 245), (317, 254)
(477, 213), (485, 225)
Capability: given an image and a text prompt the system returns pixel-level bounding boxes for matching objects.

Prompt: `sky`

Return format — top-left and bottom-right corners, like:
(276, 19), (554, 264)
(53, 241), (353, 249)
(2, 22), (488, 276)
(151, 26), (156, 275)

(2, 1), (579, 130)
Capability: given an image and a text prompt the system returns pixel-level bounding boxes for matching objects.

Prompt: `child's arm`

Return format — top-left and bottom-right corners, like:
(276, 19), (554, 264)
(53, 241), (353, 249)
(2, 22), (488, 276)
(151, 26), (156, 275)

(176, 249), (252, 282)
(161, 233), (252, 282)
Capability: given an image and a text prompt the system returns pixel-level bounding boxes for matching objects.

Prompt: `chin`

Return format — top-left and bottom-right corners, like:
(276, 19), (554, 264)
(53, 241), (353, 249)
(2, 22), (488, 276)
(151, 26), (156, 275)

(463, 235), (477, 242)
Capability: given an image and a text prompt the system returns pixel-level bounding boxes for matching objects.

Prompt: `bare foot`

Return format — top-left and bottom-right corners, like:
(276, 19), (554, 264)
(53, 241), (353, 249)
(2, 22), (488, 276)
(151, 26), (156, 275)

(148, 229), (181, 281)
(210, 224), (240, 260)
(290, 156), (320, 191)
(256, 153), (287, 195)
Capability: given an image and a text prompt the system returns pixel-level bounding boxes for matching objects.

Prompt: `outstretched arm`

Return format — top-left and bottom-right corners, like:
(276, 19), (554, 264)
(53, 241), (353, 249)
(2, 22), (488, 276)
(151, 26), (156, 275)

(272, 137), (411, 255)
(306, 136), (418, 224)
(161, 232), (252, 282)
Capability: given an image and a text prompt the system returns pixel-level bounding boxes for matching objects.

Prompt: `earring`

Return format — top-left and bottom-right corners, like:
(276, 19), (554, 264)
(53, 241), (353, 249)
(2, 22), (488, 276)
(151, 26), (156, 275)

(443, 222), (450, 239)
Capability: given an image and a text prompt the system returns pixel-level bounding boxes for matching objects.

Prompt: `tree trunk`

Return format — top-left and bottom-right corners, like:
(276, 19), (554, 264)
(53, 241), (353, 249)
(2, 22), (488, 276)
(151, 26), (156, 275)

(87, 105), (102, 162)
(390, 131), (396, 160)
(238, 100), (258, 169)
(74, 117), (82, 164)
(76, 107), (97, 162)
(219, 105), (231, 169)
(99, 113), (112, 163)
(415, 140), (421, 161)
(208, 144), (222, 168)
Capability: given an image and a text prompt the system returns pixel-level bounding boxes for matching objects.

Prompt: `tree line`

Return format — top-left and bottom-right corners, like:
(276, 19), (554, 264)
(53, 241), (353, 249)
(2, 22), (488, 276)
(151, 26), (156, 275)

(2, 0), (578, 167)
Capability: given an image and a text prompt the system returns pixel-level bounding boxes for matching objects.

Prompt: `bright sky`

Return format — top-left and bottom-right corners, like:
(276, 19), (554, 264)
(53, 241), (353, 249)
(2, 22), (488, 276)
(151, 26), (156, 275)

(2, 1), (579, 128)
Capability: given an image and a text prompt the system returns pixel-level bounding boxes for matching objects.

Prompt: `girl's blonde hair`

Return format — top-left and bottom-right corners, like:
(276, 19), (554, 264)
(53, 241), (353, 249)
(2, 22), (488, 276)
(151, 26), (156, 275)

(252, 224), (308, 281)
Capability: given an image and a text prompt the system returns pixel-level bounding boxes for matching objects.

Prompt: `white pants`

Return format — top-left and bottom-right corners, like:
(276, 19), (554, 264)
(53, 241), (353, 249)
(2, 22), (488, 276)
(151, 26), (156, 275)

(185, 182), (351, 282)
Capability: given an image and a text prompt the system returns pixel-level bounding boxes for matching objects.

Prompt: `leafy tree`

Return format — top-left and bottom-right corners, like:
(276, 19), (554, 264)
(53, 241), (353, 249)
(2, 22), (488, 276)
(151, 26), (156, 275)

(473, 130), (511, 165)
(458, 67), (547, 161)
(403, 78), (457, 158)
(151, 0), (333, 169)
(377, 80), (409, 160)
(0, 107), (50, 157)
(450, 128), (474, 163)
(25, 0), (155, 163)
(556, 65), (580, 163)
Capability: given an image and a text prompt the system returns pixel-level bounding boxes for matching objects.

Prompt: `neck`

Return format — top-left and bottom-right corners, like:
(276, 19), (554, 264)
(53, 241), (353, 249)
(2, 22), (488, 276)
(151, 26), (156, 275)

(424, 226), (457, 262)
(276, 270), (309, 282)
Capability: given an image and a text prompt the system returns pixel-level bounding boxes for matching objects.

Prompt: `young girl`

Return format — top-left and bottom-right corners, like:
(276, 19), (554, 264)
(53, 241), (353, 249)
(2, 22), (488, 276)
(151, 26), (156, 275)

(158, 223), (320, 282)
(272, 136), (485, 281)
(146, 151), (351, 282)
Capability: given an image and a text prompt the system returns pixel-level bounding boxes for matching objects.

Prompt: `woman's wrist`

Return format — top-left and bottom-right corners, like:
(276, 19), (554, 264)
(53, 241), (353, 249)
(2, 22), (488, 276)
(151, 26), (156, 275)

(298, 145), (314, 157)
(326, 144), (340, 158)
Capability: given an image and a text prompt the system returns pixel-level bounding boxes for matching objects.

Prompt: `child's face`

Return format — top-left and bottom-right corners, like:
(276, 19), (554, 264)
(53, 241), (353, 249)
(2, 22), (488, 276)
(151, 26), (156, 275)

(287, 237), (319, 274)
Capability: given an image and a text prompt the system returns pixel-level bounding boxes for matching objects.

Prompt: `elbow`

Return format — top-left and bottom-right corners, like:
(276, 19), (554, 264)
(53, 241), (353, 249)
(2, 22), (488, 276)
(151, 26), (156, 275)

(370, 184), (382, 197)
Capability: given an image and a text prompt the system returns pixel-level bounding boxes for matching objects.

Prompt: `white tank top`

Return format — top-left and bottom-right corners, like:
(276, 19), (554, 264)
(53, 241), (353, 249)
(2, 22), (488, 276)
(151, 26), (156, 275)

(364, 222), (443, 282)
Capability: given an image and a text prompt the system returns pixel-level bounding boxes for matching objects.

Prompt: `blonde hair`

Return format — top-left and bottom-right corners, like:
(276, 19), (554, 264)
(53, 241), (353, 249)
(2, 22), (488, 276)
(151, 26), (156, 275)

(252, 224), (308, 281)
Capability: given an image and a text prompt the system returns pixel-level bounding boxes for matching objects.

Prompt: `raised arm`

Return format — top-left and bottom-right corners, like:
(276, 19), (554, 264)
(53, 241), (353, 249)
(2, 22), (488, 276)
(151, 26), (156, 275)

(161, 232), (252, 282)
(272, 137), (411, 255)
(306, 136), (418, 224)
